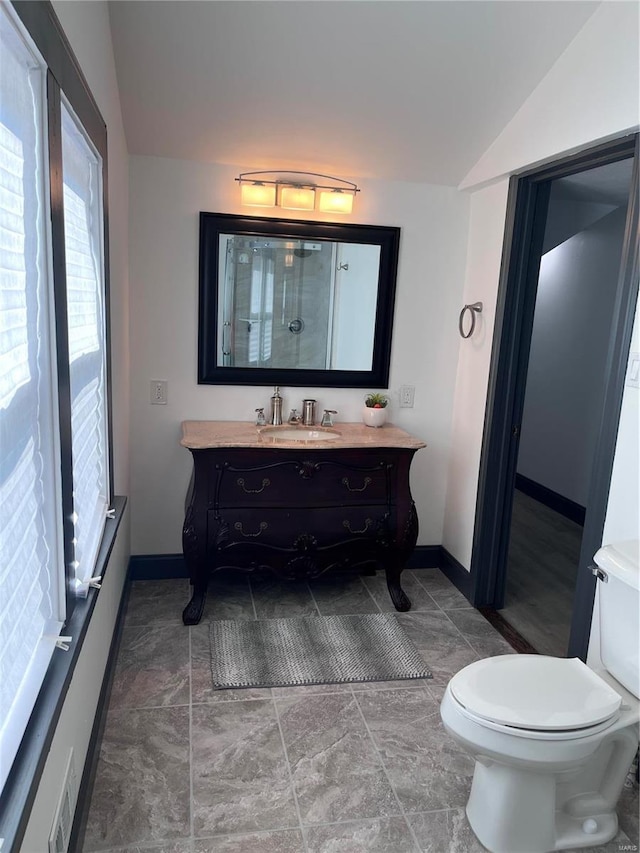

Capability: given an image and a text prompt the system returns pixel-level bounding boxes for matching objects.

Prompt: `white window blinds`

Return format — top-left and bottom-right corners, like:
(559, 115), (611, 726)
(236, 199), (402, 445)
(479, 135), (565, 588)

(61, 104), (109, 596)
(0, 8), (65, 791)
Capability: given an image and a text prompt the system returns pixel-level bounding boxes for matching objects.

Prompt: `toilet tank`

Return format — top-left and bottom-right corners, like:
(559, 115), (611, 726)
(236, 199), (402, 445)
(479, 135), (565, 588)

(594, 540), (640, 698)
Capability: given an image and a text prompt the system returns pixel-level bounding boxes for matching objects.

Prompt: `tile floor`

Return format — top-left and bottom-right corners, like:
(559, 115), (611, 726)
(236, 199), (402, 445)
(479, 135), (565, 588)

(80, 569), (639, 853)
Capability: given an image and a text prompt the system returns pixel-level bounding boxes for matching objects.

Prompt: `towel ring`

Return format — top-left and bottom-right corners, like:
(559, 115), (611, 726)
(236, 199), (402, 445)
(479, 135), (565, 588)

(459, 302), (483, 339)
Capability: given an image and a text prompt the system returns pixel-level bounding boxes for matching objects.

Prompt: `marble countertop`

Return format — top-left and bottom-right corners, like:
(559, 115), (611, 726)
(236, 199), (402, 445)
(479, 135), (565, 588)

(181, 420), (427, 450)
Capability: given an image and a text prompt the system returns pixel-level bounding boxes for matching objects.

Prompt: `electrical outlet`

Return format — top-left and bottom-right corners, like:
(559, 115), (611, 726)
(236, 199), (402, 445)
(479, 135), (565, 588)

(399, 385), (415, 408)
(150, 380), (168, 405)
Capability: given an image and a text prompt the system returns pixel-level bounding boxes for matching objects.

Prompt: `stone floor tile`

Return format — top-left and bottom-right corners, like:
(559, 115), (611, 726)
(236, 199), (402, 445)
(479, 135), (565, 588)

(271, 682), (353, 697)
(356, 687), (475, 813)
(191, 700), (298, 837)
(396, 611), (479, 683)
(124, 580), (190, 628)
(305, 816), (419, 852)
(276, 692), (399, 825)
(82, 707), (190, 851)
(193, 829), (304, 852)
(84, 572), (639, 853)
(309, 575), (380, 616)
(95, 843), (192, 853)
(412, 570), (472, 610)
(110, 625), (190, 709)
(362, 572), (439, 613)
(351, 678), (430, 692)
(200, 573), (255, 621)
(407, 808), (485, 852)
(250, 576), (319, 619)
(445, 608), (516, 657)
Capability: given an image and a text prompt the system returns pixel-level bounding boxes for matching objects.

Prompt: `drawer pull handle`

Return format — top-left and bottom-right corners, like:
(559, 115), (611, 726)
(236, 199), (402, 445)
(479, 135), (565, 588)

(341, 476), (372, 493)
(234, 521), (268, 538)
(237, 477), (270, 494)
(343, 518), (373, 535)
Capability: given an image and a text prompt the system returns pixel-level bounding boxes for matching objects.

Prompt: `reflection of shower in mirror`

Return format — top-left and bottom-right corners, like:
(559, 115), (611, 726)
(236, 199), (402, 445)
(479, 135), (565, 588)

(217, 234), (380, 371)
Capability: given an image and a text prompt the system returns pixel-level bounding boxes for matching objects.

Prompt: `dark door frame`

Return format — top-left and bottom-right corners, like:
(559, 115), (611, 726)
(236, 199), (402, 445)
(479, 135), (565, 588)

(469, 133), (639, 660)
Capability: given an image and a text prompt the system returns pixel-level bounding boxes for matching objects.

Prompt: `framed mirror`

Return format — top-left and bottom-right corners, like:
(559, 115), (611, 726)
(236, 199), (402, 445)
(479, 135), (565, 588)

(198, 212), (400, 387)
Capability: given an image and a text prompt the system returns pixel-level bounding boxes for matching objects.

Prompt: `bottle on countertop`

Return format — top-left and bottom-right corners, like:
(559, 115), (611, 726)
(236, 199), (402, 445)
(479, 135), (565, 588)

(270, 386), (283, 425)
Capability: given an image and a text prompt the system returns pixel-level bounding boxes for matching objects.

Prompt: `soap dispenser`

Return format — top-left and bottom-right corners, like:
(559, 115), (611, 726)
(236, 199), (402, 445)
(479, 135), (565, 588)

(270, 386), (283, 425)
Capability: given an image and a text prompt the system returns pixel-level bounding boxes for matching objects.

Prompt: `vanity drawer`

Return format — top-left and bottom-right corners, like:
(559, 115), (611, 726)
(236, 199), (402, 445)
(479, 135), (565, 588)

(208, 505), (393, 551)
(216, 456), (393, 507)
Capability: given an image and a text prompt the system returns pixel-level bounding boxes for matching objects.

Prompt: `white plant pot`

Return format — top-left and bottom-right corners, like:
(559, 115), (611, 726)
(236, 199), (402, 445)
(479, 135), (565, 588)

(362, 406), (387, 428)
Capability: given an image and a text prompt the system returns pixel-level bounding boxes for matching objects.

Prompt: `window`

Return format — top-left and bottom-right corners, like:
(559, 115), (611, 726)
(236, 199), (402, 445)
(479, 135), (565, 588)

(61, 103), (109, 594)
(0, 1), (110, 795)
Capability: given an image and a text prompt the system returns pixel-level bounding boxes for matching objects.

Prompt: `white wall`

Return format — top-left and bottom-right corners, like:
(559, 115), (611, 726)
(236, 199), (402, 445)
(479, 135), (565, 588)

(443, 0), (639, 568)
(461, 2), (640, 189)
(601, 297), (640, 547)
(587, 292), (640, 669)
(21, 2), (130, 848)
(128, 155), (470, 554)
(517, 207), (629, 505)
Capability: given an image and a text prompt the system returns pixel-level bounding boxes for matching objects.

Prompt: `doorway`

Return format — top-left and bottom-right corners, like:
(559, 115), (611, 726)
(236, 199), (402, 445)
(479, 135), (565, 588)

(470, 135), (639, 660)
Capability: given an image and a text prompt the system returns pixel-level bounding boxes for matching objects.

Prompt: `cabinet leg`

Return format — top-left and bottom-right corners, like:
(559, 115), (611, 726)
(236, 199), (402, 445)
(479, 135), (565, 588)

(386, 566), (411, 612)
(182, 580), (207, 625)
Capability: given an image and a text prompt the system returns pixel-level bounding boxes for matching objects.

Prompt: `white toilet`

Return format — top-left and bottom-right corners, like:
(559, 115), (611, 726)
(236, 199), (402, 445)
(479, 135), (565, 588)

(440, 540), (640, 853)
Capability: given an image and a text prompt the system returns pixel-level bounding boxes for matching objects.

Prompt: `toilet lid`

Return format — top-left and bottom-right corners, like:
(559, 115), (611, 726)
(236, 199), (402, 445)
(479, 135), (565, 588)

(449, 655), (622, 731)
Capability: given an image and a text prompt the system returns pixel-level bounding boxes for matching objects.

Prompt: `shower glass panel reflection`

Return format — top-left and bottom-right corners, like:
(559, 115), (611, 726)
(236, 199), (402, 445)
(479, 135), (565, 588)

(217, 235), (380, 370)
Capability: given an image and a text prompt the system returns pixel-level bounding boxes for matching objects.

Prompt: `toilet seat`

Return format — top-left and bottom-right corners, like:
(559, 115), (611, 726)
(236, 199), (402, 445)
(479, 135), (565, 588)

(449, 655), (622, 735)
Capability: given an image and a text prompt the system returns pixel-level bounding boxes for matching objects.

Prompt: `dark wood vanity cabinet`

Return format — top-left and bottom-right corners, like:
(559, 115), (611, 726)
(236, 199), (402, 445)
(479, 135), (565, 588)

(181, 423), (425, 625)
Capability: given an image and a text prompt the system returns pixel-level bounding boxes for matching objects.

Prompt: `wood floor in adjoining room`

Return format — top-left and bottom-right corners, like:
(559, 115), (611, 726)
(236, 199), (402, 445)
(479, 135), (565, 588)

(502, 489), (582, 657)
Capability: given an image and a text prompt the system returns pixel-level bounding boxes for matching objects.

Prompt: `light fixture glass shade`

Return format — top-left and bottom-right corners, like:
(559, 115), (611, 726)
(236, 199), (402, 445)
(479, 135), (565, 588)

(241, 181), (276, 207)
(319, 189), (354, 214)
(280, 185), (316, 211)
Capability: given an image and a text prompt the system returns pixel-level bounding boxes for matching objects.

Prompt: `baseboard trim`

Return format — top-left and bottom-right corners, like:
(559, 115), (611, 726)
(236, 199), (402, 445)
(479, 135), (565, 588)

(129, 553), (188, 580)
(438, 547), (474, 603)
(515, 473), (585, 526)
(406, 545), (441, 569)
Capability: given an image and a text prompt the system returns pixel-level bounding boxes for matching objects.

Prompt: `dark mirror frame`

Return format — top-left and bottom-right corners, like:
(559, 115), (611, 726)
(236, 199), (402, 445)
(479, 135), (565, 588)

(198, 212), (401, 387)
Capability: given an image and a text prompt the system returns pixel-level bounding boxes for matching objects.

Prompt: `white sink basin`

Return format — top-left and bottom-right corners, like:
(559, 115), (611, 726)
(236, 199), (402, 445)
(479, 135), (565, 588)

(260, 426), (341, 442)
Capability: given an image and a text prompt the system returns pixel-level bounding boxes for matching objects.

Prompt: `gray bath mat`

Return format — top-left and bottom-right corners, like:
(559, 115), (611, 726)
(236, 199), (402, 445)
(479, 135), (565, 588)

(209, 613), (432, 689)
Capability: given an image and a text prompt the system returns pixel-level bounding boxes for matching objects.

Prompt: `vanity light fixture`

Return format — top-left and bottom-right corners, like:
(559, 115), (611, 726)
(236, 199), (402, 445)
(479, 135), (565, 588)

(279, 185), (316, 211)
(236, 171), (360, 214)
(318, 189), (354, 215)
(239, 181), (277, 207)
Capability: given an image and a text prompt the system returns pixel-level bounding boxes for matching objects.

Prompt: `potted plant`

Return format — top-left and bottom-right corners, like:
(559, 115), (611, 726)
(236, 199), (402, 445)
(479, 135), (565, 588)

(363, 392), (389, 428)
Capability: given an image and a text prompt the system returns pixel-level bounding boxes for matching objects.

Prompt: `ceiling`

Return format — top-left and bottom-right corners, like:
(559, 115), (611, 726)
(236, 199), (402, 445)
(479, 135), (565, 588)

(553, 158), (634, 208)
(107, 1), (600, 187)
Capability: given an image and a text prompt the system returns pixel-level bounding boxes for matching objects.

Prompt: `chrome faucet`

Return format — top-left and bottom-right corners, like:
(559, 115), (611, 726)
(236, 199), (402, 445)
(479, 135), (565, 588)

(321, 409), (338, 427)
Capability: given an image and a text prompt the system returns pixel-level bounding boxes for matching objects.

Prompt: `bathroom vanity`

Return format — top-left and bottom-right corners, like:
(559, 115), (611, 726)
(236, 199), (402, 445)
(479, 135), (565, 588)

(180, 420), (426, 625)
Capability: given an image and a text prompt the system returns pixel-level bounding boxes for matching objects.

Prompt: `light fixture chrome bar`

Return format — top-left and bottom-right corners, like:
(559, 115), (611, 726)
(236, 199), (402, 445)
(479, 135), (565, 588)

(235, 170), (360, 194)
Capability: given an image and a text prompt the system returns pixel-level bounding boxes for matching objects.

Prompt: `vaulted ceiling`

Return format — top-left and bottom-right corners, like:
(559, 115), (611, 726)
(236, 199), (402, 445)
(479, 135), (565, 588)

(107, 1), (600, 186)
